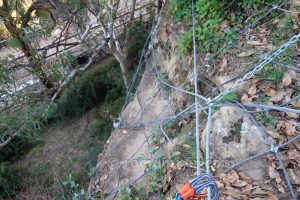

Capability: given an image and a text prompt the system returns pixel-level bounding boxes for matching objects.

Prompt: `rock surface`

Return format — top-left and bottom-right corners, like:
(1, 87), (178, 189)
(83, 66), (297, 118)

(202, 106), (270, 183)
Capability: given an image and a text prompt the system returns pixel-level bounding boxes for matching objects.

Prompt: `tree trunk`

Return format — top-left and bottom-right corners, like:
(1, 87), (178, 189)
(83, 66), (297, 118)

(1, 5), (55, 89)
(33, 66), (55, 89)
(18, 36), (56, 89)
(108, 38), (129, 90)
(119, 59), (129, 90)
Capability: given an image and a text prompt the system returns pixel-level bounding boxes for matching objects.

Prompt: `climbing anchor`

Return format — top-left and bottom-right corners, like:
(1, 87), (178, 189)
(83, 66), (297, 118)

(175, 173), (219, 200)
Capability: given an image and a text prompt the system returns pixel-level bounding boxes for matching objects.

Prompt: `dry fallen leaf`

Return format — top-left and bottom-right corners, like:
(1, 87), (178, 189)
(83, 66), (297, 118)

(292, 100), (300, 108)
(216, 180), (225, 189)
(252, 78), (260, 84)
(284, 88), (294, 103)
(238, 172), (253, 184)
(160, 26), (168, 42)
(265, 88), (276, 97)
(282, 73), (292, 86)
(287, 168), (300, 185)
(221, 171), (239, 184)
(268, 166), (282, 183)
(242, 184), (253, 195)
(251, 187), (270, 196)
(241, 94), (252, 103)
(100, 174), (108, 181)
(258, 28), (271, 35)
(220, 58), (228, 70)
(278, 184), (285, 193)
(259, 83), (276, 97)
(267, 130), (281, 139)
(232, 179), (247, 187)
(241, 93), (258, 103)
(220, 20), (229, 30)
(268, 193), (279, 200)
(286, 112), (299, 119)
(284, 121), (298, 135)
(272, 19), (280, 24)
(237, 51), (254, 57)
(248, 84), (257, 95)
(290, 6), (299, 20)
(163, 168), (172, 192)
(270, 90), (285, 102)
(247, 40), (264, 46)
(266, 44), (276, 51)
(268, 166), (280, 179)
(225, 186), (242, 194)
(287, 149), (300, 160)
(260, 35), (268, 43)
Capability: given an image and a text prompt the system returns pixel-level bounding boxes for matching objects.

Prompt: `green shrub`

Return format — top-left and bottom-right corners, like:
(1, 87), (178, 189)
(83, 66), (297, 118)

(0, 58), (125, 161)
(0, 17), (151, 199)
(177, 30), (192, 56)
(56, 58), (125, 117)
(216, 92), (238, 104)
(260, 64), (286, 83)
(237, 0), (279, 10)
(0, 102), (50, 161)
(90, 95), (124, 140)
(127, 19), (152, 68)
(238, 0), (262, 9)
(168, 0), (232, 53)
(168, 0), (279, 54)
(168, 0), (191, 22)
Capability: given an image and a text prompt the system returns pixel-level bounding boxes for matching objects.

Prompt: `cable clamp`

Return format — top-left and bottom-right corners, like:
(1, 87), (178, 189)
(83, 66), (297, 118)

(206, 97), (212, 105)
(113, 116), (123, 129)
(270, 145), (279, 153)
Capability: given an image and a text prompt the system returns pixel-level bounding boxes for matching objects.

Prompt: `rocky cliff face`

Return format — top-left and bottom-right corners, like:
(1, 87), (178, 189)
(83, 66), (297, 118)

(87, 12), (194, 197)
(88, 3), (300, 199)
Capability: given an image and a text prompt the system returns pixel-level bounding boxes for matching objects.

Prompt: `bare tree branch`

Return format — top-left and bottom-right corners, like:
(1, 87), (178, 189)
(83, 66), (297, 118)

(0, 124), (25, 148)
(51, 41), (107, 101)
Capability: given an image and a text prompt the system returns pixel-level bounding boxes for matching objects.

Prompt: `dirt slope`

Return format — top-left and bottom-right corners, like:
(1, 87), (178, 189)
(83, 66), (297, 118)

(88, 51), (176, 197)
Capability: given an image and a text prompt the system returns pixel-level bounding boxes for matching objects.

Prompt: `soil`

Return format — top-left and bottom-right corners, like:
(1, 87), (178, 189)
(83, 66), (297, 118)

(14, 110), (102, 195)
(88, 53), (176, 197)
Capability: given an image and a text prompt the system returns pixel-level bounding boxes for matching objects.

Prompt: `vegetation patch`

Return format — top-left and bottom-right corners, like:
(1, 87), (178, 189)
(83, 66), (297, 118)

(168, 0), (280, 55)
(0, 58), (125, 199)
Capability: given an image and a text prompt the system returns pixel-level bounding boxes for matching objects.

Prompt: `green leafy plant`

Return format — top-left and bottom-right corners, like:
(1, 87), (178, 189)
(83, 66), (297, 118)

(260, 64), (285, 83)
(256, 112), (277, 128)
(145, 150), (167, 193)
(56, 58), (125, 117)
(118, 187), (132, 200)
(216, 92), (238, 104)
(168, 0), (191, 22)
(62, 174), (86, 200)
(238, 0), (262, 10)
(177, 31), (192, 56)
(169, 0), (237, 54)
(176, 137), (203, 166)
(118, 184), (148, 200)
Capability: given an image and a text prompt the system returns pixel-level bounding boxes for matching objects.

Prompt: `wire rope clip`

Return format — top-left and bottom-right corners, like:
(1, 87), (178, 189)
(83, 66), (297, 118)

(270, 145), (279, 153)
(174, 173), (219, 200)
(113, 116), (123, 129)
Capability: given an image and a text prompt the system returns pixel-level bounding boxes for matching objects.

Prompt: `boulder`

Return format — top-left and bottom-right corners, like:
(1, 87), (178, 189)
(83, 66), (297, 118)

(201, 106), (270, 183)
